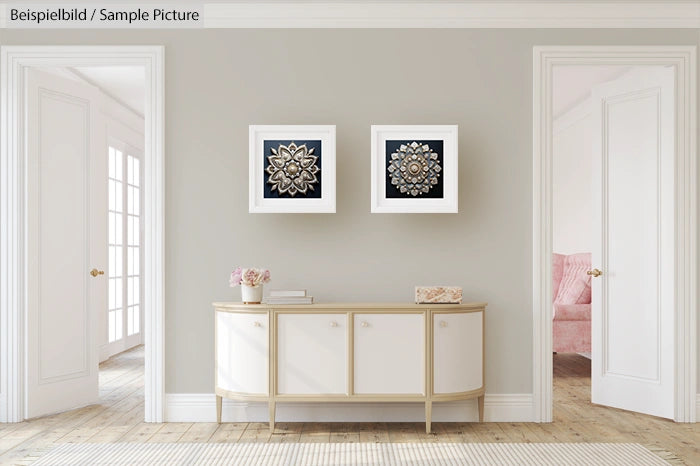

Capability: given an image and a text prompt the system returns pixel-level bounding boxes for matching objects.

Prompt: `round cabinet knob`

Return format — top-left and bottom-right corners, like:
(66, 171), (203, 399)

(253, 321), (261, 327)
(329, 321), (338, 328)
(361, 321), (369, 328)
(440, 321), (448, 328)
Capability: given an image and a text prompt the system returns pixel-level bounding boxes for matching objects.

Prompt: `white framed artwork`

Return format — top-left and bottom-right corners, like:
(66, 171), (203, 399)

(249, 125), (336, 213)
(371, 125), (458, 213)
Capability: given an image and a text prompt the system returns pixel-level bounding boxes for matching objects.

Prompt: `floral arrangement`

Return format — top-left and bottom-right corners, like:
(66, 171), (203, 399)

(230, 267), (271, 287)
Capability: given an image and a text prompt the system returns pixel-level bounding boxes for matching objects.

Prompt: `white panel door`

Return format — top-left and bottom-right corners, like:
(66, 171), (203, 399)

(433, 312), (483, 394)
(216, 312), (268, 394)
(26, 69), (103, 418)
(277, 314), (347, 394)
(354, 313), (424, 394)
(590, 66), (675, 419)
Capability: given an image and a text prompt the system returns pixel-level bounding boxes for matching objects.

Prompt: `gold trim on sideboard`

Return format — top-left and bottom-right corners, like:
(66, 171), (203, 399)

(213, 302), (487, 311)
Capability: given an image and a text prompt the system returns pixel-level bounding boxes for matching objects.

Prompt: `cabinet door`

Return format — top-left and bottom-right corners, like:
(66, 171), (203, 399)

(433, 311), (483, 394)
(277, 314), (347, 394)
(216, 311), (268, 394)
(354, 313), (424, 394)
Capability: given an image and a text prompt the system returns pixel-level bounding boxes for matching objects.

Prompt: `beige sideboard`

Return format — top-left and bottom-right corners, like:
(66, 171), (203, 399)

(213, 302), (486, 433)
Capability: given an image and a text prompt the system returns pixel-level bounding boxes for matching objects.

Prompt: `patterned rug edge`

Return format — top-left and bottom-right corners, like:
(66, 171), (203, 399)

(645, 445), (686, 465)
(27, 442), (674, 465)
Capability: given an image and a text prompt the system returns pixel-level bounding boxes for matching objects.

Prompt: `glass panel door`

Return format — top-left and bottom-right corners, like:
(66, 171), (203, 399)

(108, 147), (124, 344)
(107, 141), (143, 355)
(126, 154), (141, 337)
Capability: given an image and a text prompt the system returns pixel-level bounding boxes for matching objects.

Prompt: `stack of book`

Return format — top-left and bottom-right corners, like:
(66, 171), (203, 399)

(263, 290), (314, 305)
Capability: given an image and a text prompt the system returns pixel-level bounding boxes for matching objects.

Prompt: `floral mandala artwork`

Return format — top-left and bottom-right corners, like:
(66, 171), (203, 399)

(265, 142), (320, 197)
(387, 141), (442, 196)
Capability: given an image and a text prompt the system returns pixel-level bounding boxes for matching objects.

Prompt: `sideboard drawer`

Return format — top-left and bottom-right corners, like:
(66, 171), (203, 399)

(433, 311), (483, 394)
(354, 313), (424, 394)
(277, 313), (347, 395)
(216, 312), (268, 395)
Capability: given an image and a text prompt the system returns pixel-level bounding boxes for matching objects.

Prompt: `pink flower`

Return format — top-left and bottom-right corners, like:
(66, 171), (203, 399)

(229, 267), (271, 287)
(243, 269), (258, 285)
(229, 267), (243, 287)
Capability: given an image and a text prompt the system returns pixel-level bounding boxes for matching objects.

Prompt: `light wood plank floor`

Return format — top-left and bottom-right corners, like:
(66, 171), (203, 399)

(0, 348), (697, 464)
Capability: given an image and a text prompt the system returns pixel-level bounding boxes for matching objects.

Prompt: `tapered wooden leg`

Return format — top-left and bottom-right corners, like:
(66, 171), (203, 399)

(478, 395), (485, 422)
(216, 395), (222, 423)
(425, 400), (432, 434)
(269, 400), (276, 432)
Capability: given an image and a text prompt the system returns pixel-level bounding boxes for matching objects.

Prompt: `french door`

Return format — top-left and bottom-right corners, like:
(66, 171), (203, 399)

(106, 139), (144, 357)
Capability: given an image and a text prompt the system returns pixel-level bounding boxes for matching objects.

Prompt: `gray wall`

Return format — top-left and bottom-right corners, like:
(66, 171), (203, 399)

(1, 29), (698, 395)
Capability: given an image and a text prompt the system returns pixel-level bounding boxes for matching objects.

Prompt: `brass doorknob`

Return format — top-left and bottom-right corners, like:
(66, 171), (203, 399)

(90, 268), (105, 277)
(587, 268), (603, 277)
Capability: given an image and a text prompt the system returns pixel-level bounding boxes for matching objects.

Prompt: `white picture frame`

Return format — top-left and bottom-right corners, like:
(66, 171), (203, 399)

(249, 125), (336, 213)
(371, 125), (458, 213)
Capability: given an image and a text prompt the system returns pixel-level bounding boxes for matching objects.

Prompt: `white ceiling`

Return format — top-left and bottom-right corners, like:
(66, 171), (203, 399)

(72, 66), (145, 117)
(552, 65), (632, 118)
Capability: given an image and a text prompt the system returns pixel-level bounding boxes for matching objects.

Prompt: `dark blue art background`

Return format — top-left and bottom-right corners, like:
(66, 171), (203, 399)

(263, 140), (322, 199)
(385, 140), (444, 199)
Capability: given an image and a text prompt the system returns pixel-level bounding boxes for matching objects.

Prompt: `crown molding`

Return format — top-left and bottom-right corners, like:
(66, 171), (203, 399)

(202, 2), (700, 29)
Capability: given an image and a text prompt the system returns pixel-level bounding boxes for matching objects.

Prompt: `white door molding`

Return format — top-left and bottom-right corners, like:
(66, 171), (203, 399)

(532, 46), (697, 422)
(0, 45), (165, 423)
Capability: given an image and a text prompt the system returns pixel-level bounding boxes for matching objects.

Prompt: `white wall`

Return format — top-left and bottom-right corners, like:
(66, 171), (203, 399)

(553, 100), (593, 255)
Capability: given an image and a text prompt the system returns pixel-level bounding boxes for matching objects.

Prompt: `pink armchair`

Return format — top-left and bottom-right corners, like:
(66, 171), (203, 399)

(552, 253), (591, 353)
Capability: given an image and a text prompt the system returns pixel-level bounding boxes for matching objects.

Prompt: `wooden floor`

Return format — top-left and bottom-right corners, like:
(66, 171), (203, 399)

(0, 348), (698, 465)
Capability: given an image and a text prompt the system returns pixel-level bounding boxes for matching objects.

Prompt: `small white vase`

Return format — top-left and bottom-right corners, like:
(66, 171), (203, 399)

(241, 284), (263, 304)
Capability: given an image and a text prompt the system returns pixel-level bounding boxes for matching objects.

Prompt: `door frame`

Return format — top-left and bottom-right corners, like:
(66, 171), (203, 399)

(0, 46), (165, 423)
(532, 46), (697, 422)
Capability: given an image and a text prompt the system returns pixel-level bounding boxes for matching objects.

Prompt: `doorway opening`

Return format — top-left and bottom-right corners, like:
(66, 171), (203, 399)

(551, 64), (660, 420)
(28, 65), (145, 419)
(0, 46), (164, 423)
(532, 46), (697, 423)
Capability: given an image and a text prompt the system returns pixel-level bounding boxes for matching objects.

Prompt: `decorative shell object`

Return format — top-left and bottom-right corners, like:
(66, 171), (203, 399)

(415, 286), (463, 304)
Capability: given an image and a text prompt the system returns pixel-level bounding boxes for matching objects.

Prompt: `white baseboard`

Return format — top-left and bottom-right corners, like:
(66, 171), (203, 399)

(696, 394), (700, 422)
(165, 393), (534, 423)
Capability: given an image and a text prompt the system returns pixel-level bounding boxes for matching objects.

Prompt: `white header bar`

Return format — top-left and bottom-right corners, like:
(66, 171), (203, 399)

(1, 2), (699, 29)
